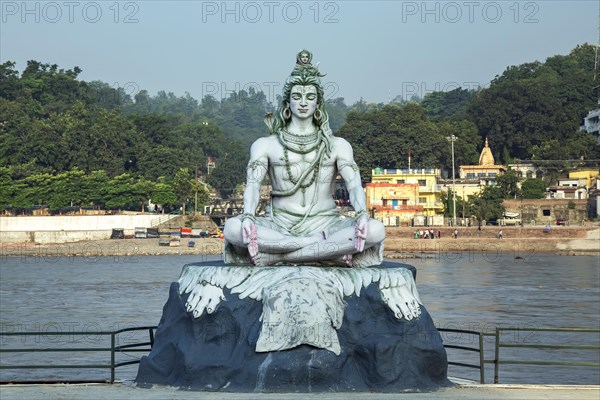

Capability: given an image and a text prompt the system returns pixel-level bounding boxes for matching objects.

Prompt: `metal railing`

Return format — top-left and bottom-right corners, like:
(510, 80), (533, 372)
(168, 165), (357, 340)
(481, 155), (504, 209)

(488, 327), (600, 384)
(1, 325), (598, 385)
(0, 326), (156, 383)
(150, 212), (180, 227)
(439, 328), (486, 383)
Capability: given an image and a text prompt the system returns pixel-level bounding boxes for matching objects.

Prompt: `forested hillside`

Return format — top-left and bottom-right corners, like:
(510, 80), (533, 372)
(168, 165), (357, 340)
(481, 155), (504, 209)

(1, 44), (598, 212)
(338, 43), (599, 180)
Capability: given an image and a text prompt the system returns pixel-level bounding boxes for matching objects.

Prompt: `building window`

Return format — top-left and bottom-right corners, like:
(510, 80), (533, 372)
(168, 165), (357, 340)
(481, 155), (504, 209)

(396, 179), (405, 184)
(526, 171), (533, 179)
(467, 173), (475, 179)
(542, 209), (551, 217)
(418, 179), (426, 186)
(488, 173), (497, 177)
(419, 197), (427, 203)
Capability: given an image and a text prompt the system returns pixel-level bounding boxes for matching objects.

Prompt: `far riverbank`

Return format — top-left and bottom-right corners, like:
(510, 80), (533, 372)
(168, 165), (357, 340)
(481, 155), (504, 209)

(1, 226), (598, 258)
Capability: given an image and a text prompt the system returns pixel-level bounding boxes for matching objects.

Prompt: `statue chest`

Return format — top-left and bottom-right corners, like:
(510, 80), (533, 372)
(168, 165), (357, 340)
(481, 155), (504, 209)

(270, 149), (335, 183)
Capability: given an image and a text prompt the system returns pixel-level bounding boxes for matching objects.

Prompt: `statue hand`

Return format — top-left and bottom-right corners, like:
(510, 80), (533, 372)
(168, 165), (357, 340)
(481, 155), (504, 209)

(354, 215), (368, 252)
(185, 282), (226, 319)
(242, 219), (259, 262)
(380, 285), (421, 321)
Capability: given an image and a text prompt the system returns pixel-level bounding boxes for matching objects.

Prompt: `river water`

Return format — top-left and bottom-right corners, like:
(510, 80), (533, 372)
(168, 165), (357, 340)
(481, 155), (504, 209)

(0, 252), (598, 385)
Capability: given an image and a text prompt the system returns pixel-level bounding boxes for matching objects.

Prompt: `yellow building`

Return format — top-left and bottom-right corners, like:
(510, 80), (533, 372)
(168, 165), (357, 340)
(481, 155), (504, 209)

(368, 168), (444, 218)
(459, 138), (505, 186)
(365, 182), (422, 225)
(568, 169), (600, 189)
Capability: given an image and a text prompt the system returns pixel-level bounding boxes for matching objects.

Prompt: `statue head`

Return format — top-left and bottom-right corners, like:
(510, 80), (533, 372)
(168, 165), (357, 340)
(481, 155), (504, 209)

(269, 50), (332, 143)
(297, 49), (312, 65)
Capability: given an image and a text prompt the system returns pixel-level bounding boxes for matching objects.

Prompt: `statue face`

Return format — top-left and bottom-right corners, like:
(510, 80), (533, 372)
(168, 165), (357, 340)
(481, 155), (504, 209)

(300, 52), (309, 64)
(289, 85), (318, 120)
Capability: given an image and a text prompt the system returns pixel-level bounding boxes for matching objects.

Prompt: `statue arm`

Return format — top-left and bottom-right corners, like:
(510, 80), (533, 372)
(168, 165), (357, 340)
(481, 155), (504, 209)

(243, 139), (269, 216)
(336, 138), (366, 214)
(241, 139), (269, 263)
(336, 138), (369, 252)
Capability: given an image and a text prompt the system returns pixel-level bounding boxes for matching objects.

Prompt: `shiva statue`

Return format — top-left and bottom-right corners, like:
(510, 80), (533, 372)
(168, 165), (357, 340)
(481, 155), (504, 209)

(223, 50), (385, 267)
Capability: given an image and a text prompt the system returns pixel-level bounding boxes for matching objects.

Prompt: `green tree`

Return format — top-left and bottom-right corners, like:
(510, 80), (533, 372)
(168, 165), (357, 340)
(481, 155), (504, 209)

(521, 179), (547, 199)
(421, 87), (476, 119)
(173, 168), (194, 215)
(102, 174), (153, 210)
(82, 170), (110, 209)
(468, 44), (599, 162)
(496, 169), (521, 199)
(151, 178), (177, 211)
(47, 169), (86, 209)
(206, 142), (248, 198)
(325, 97), (349, 133)
(441, 190), (470, 218)
(191, 181), (211, 213)
(468, 186), (505, 224)
(337, 103), (480, 182)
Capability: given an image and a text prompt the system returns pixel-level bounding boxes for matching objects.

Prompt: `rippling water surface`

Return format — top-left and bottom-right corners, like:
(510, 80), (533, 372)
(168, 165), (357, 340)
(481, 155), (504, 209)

(1, 252), (598, 384)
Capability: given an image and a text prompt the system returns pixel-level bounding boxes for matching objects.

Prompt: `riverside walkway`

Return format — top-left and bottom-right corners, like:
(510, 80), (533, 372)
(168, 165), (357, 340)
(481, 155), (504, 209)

(1, 383), (599, 400)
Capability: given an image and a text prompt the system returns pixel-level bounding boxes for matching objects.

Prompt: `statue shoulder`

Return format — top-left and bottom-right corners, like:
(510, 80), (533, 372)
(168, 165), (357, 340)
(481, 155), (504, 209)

(332, 136), (353, 157)
(250, 136), (280, 158)
(251, 136), (279, 150)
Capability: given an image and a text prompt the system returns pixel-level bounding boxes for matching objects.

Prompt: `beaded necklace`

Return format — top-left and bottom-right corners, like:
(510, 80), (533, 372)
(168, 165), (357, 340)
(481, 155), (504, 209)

(277, 128), (321, 154)
(277, 128), (323, 206)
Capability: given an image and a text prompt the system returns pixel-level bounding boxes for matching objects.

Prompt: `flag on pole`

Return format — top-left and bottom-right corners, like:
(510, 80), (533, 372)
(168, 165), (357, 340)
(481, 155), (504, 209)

(408, 146), (411, 170)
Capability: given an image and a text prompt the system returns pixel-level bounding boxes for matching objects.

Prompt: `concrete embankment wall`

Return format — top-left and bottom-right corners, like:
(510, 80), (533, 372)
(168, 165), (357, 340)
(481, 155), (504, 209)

(0, 215), (162, 244)
(384, 226), (600, 255)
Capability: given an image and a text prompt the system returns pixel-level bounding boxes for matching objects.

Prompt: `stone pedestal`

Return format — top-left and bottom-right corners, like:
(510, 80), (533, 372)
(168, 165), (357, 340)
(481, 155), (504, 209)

(135, 261), (451, 392)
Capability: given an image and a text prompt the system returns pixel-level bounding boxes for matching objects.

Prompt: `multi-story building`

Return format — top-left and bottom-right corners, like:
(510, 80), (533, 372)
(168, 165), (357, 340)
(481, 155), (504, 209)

(568, 169), (600, 190)
(367, 168), (444, 225)
(439, 137), (506, 202)
(507, 162), (545, 181)
(589, 179), (600, 219)
(458, 138), (506, 186)
(546, 169), (600, 200)
(581, 101), (600, 145)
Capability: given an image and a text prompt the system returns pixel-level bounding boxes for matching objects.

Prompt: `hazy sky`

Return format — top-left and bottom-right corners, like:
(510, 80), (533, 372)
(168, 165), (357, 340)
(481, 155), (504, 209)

(1, 0), (598, 104)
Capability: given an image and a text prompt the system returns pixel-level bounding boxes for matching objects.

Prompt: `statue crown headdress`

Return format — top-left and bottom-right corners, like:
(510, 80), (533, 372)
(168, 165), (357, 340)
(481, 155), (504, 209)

(291, 49), (326, 78)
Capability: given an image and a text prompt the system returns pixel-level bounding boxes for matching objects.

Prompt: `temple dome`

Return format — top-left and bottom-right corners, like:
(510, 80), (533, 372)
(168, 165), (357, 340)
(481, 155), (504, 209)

(478, 137), (495, 166)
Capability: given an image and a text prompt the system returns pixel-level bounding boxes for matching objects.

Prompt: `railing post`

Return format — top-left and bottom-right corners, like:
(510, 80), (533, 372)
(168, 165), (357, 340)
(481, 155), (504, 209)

(110, 332), (116, 383)
(494, 328), (500, 384)
(479, 333), (485, 384)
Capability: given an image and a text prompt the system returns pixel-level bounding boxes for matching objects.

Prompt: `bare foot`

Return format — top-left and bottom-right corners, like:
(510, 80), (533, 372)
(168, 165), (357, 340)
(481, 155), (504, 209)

(243, 223), (259, 264)
(354, 216), (368, 252)
(343, 254), (353, 267)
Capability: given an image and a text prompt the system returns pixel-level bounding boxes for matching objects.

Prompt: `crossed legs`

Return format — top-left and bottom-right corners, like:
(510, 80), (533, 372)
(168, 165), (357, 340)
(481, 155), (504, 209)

(223, 217), (385, 266)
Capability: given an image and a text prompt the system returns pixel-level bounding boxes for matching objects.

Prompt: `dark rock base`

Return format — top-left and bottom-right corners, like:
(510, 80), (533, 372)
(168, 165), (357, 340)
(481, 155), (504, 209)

(135, 262), (452, 392)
